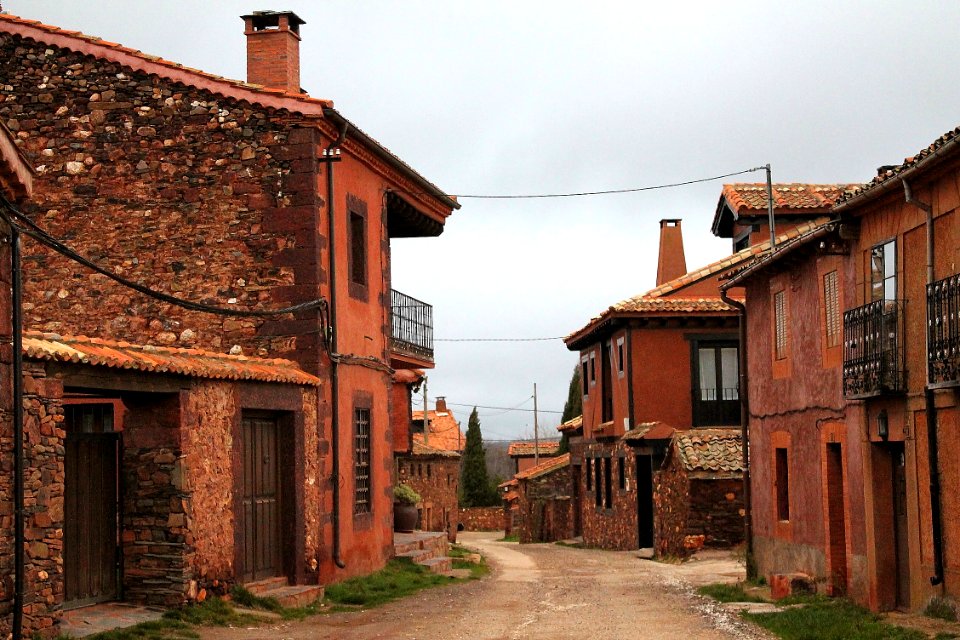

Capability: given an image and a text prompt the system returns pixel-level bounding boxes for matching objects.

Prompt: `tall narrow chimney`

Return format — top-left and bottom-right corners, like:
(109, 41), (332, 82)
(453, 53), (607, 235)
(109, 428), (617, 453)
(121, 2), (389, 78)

(435, 397), (447, 413)
(241, 11), (305, 94)
(656, 219), (687, 286)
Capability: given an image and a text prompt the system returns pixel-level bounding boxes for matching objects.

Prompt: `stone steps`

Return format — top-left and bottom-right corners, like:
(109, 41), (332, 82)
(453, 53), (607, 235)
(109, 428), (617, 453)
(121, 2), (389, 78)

(394, 530), (455, 575)
(243, 577), (324, 608)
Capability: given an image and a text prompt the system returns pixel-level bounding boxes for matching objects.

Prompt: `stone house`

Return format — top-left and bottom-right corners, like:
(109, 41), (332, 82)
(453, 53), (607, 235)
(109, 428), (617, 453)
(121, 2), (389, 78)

(0, 6), (457, 627)
(723, 125), (960, 611)
(512, 453), (573, 544)
(563, 215), (837, 553)
(507, 440), (562, 474)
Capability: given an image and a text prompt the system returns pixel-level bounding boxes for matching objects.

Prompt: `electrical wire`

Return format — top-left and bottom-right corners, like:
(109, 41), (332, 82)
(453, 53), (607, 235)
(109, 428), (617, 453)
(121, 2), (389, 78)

(444, 401), (563, 415)
(0, 195), (326, 318)
(435, 336), (565, 342)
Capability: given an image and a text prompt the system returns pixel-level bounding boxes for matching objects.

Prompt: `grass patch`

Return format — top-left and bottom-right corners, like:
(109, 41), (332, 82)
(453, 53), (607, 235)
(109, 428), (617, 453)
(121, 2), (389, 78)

(323, 557), (456, 608)
(926, 596), (960, 622)
(498, 533), (519, 542)
(83, 618), (199, 640)
(745, 599), (928, 640)
(697, 582), (766, 603)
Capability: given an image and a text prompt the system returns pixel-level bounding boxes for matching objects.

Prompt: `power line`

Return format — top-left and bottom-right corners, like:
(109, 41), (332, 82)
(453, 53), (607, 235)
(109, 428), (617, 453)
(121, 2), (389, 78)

(447, 166), (765, 199)
(435, 336), (565, 342)
(445, 401), (563, 415)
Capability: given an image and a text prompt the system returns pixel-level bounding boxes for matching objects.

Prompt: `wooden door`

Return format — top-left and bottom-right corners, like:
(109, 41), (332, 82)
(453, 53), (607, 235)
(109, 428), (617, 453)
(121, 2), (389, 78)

(636, 455), (654, 548)
(64, 432), (119, 606)
(240, 415), (282, 582)
(825, 443), (847, 595)
(572, 465), (582, 536)
(891, 443), (910, 609)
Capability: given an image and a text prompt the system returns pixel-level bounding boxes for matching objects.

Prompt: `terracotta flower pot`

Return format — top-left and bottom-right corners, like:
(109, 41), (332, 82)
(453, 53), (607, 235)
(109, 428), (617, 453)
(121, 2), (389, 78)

(394, 503), (419, 532)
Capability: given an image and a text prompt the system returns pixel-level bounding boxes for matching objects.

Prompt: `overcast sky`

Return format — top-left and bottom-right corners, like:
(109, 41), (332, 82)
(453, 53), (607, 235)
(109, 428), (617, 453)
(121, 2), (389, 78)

(7, 1), (960, 441)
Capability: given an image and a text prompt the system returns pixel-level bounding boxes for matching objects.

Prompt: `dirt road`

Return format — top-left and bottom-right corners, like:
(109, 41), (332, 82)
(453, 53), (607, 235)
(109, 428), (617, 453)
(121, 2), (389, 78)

(200, 532), (770, 640)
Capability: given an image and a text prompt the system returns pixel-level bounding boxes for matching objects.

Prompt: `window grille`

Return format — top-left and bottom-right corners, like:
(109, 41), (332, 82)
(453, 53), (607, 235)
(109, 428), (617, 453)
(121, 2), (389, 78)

(354, 408), (371, 514)
(774, 290), (788, 360)
(824, 271), (841, 348)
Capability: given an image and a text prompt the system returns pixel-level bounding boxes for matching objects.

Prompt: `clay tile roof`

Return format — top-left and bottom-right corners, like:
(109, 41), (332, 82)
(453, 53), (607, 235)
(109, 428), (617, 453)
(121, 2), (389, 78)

(835, 125), (960, 209)
(720, 183), (857, 214)
(622, 421), (675, 441)
(722, 220), (838, 287)
(611, 297), (735, 314)
(499, 478), (519, 490)
(673, 428), (742, 473)
(392, 369), (425, 385)
(0, 13), (333, 112)
(557, 415), (583, 433)
(410, 440), (461, 459)
(504, 489), (520, 502)
(507, 440), (562, 457)
(411, 409), (465, 452)
(515, 452), (571, 481)
(22, 331), (320, 386)
(0, 121), (33, 201)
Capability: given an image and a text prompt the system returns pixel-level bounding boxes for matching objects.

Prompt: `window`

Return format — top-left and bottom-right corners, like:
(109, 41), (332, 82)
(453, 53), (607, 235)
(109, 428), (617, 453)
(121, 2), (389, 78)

(581, 358), (589, 396)
(774, 290), (788, 360)
(870, 239), (896, 302)
(692, 340), (739, 427)
(616, 337), (625, 377)
(354, 407), (371, 514)
(594, 458), (602, 507)
(775, 447), (789, 521)
(618, 457), (625, 490)
(603, 458), (612, 508)
(601, 340), (613, 423)
(64, 402), (116, 433)
(427, 464), (432, 478)
(824, 270), (841, 348)
(589, 352), (596, 385)
(586, 457), (593, 491)
(349, 211), (366, 287)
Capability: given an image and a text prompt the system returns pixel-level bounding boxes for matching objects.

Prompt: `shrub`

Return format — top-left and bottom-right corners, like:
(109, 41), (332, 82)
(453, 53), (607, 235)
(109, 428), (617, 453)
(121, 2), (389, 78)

(393, 483), (421, 505)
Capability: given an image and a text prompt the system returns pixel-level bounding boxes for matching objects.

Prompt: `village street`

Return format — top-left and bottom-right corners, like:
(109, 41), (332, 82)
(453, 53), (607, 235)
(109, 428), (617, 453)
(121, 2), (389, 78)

(198, 533), (770, 640)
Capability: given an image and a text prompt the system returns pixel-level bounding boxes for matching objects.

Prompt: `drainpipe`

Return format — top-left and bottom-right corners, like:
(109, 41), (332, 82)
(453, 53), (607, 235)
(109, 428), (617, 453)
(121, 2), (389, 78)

(8, 217), (24, 640)
(324, 122), (348, 570)
(721, 287), (753, 579)
(903, 179), (943, 587)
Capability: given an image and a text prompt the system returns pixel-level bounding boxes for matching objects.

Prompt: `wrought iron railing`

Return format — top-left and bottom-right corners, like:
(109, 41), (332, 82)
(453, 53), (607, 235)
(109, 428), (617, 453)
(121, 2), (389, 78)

(390, 289), (433, 361)
(843, 299), (904, 398)
(928, 273), (960, 386)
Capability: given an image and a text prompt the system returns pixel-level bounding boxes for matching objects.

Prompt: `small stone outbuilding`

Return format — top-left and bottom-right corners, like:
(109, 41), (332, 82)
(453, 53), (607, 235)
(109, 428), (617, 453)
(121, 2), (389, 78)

(513, 453), (573, 544)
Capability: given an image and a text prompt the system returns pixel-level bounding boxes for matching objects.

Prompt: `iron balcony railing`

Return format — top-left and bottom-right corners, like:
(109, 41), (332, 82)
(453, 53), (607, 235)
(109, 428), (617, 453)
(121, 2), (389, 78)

(843, 299), (905, 398)
(928, 273), (960, 387)
(390, 289), (434, 361)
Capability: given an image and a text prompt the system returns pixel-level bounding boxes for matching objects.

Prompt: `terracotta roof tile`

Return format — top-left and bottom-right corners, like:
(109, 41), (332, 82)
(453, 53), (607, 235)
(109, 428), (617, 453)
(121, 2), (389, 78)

(410, 441), (461, 458)
(673, 428), (742, 473)
(556, 415), (582, 433)
(722, 220), (838, 287)
(515, 453), (571, 480)
(622, 421), (675, 441)
(0, 121), (33, 200)
(22, 331), (319, 386)
(611, 297), (735, 314)
(411, 409), (464, 452)
(507, 441), (562, 457)
(721, 183), (858, 214)
(835, 125), (960, 208)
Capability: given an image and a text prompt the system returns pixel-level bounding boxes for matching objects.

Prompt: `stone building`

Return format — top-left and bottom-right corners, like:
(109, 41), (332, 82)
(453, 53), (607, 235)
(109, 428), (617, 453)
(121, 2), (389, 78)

(0, 7), (457, 631)
(723, 125), (960, 611)
(395, 442), (461, 541)
(513, 453), (573, 544)
(507, 440), (562, 474)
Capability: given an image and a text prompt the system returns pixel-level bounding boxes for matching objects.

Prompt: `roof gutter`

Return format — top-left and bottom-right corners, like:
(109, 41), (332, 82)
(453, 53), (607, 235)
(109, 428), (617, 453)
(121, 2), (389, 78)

(322, 107), (459, 211)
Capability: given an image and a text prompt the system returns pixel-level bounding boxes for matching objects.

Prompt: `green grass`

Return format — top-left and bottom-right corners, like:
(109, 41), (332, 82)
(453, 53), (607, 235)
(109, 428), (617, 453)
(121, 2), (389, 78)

(81, 618), (199, 640)
(323, 557), (458, 608)
(925, 596), (960, 622)
(744, 599), (928, 640)
(696, 582), (766, 603)
(498, 533), (519, 542)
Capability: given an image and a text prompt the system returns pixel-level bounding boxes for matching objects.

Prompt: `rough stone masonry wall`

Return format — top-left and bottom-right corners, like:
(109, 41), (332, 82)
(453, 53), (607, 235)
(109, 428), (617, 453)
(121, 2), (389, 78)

(688, 477), (744, 548)
(653, 453), (691, 557)
(458, 507), (504, 531)
(580, 440), (638, 550)
(0, 35), (321, 365)
(397, 455), (460, 541)
(517, 469), (573, 544)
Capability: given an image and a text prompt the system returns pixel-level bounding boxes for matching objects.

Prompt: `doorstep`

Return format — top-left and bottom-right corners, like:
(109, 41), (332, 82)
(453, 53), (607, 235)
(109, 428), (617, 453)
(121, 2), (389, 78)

(60, 602), (165, 638)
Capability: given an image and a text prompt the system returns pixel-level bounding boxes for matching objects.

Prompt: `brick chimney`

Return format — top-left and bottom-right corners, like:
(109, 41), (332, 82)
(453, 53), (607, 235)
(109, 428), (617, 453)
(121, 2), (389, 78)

(241, 11), (305, 93)
(656, 219), (687, 286)
(435, 397), (447, 413)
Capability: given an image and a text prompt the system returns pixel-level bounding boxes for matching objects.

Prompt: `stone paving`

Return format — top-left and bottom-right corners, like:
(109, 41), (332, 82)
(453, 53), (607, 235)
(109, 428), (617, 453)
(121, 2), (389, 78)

(61, 602), (165, 638)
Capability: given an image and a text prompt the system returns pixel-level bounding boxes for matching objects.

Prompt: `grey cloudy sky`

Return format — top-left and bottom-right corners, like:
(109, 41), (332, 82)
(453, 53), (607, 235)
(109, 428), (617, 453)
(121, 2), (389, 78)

(6, 1), (960, 441)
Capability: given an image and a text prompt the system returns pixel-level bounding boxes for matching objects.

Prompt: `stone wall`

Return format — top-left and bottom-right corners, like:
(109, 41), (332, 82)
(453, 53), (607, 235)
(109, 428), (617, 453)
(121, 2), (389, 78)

(580, 440), (639, 550)
(458, 507), (504, 532)
(397, 454), (460, 541)
(688, 477), (744, 548)
(0, 363), (65, 638)
(517, 468), (573, 544)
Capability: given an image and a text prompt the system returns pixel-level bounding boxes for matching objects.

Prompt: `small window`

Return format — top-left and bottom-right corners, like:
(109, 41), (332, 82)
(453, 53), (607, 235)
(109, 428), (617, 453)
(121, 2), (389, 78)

(427, 464), (432, 478)
(775, 447), (789, 521)
(349, 211), (367, 287)
(603, 458), (612, 509)
(594, 458), (602, 507)
(823, 270), (841, 348)
(581, 358), (589, 396)
(618, 457), (625, 490)
(589, 352), (596, 384)
(354, 407), (371, 514)
(616, 337), (625, 377)
(870, 239), (897, 302)
(774, 290), (788, 360)
(417, 463), (422, 477)
(586, 458), (593, 491)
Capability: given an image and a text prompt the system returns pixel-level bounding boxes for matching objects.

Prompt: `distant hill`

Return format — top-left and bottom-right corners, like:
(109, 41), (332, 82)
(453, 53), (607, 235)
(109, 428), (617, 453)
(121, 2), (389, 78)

(484, 442), (515, 484)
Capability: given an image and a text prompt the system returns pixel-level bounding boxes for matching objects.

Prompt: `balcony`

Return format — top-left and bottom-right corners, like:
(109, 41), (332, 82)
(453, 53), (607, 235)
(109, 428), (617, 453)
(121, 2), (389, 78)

(390, 289), (434, 368)
(843, 299), (905, 398)
(928, 273), (960, 388)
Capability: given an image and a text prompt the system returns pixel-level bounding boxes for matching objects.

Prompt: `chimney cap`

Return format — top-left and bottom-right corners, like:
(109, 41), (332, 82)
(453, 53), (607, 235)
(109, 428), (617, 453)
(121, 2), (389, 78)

(659, 218), (682, 227)
(241, 10), (306, 31)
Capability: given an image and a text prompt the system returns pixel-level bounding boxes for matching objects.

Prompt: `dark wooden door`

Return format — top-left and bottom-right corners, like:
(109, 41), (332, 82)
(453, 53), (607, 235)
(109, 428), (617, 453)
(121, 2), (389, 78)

(572, 465), (582, 537)
(636, 455), (654, 548)
(891, 443), (910, 609)
(64, 432), (119, 606)
(825, 443), (847, 595)
(240, 415), (282, 582)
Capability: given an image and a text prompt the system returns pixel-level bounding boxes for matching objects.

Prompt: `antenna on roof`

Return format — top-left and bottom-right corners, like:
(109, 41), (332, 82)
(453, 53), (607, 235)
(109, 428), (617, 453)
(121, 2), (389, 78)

(765, 164), (777, 251)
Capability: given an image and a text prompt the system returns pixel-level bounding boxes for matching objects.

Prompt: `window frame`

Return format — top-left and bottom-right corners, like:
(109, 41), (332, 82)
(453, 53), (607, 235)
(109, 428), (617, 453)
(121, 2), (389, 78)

(616, 336), (625, 378)
(346, 194), (369, 301)
(353, 399), (373, 516)
(775, 446), (790, 522)
(823, 270), (841, 349)
(869, 238), (897, 302)
(774, 289), (788, 360)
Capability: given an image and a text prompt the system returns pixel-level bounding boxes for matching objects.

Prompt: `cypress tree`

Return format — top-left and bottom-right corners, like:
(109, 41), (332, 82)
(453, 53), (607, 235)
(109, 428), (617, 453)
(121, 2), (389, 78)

(460, 407), (496, 507)
(561, 365), (582, 423)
